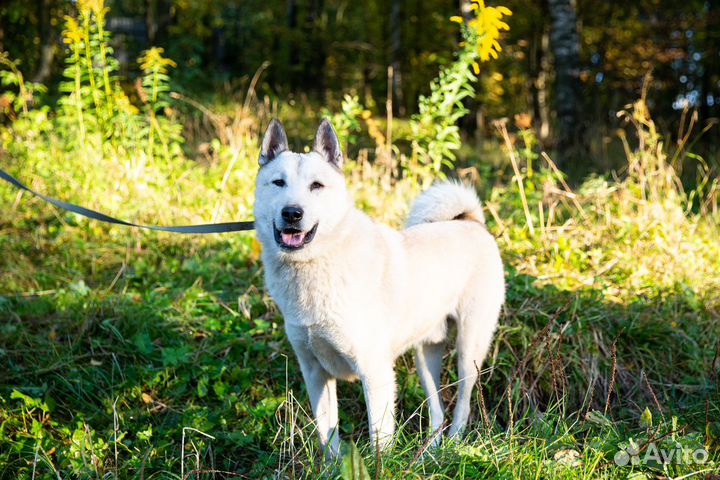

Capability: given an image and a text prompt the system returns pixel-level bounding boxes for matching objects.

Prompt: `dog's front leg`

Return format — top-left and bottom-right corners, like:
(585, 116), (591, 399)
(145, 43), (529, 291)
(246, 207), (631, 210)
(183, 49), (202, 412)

(360, 365), (396, 451)
(293, 346), (340, 459)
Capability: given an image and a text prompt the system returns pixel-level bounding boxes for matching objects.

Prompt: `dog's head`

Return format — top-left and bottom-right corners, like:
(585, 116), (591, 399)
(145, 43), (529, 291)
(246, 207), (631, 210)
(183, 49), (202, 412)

(253, 119), (350, 259)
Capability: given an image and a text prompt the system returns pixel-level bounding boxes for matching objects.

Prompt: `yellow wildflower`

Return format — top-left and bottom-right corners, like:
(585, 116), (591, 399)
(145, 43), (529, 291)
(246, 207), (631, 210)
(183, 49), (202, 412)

(78, 0), (106, 16)
(453, 0), (512, 63)
(138, 47), (177, 74)
(63, 16), (84, 45)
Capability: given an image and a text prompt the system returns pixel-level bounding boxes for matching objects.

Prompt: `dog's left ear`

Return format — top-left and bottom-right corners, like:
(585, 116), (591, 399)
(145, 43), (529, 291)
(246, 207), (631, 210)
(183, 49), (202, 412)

(312, 119), (343, 169)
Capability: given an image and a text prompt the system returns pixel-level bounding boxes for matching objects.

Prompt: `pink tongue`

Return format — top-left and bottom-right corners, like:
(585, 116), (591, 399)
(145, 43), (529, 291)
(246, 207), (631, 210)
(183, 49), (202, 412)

(282, 231), (306, 247)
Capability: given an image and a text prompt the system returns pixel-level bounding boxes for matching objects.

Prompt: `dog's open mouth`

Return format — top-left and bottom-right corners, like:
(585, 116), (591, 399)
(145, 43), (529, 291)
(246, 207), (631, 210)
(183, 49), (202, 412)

(274, 222), (318, 250)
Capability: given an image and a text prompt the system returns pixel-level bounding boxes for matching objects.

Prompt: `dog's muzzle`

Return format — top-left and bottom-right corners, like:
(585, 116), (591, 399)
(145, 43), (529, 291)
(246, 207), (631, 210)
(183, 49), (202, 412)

(273, 221), (319, 250)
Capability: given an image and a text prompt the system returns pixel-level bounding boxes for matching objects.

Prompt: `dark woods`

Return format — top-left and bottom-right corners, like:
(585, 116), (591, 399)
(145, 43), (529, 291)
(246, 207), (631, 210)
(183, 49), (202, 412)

(1, 0), (719, 168)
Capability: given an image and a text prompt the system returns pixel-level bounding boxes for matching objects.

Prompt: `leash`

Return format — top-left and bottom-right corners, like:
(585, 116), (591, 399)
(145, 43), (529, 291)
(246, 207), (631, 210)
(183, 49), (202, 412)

(0, 168), (255, 234)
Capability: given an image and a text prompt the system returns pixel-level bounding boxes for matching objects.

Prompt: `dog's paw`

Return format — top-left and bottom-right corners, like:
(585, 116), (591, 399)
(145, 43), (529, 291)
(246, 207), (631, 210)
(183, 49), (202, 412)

(428, 431), (444, 449)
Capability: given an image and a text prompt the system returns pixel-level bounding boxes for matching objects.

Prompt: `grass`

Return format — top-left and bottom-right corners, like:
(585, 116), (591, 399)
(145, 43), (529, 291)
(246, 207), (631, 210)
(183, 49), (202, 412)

(1, 96), (719, 479)
(0, 18), (719, 475)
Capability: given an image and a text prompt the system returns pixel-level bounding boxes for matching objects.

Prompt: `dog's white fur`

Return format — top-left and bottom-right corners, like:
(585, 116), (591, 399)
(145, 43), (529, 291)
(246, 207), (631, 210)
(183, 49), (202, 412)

(254, 119), (504, 458)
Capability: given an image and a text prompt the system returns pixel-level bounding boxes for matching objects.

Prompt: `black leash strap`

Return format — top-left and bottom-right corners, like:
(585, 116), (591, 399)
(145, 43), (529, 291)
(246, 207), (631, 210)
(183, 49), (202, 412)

(0, 168), (255, 234)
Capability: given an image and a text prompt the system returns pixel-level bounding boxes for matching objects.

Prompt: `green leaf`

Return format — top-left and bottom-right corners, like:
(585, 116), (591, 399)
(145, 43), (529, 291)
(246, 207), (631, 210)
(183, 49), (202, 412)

(10, 390), (42, 409)
(69, 279), (90, 297)
(585, 410), (613, 427)
(161, 345), (191, 366)
(31, 418), (43, 437)
(213, 380), (228, 399)
(132, 331), (154, 355)
(340, 442), (371, 480)
(197, 374), (209, 398)
(137, 424), (153, 442)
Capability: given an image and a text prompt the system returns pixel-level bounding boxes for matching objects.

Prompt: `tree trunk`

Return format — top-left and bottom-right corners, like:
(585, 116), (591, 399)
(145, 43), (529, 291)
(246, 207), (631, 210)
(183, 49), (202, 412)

(698, 1), (718, 123)
(527, 2), (551, 147)
(286, 0), (299, 77)
(390, 0), (405, 116)
(532, 24), (552, 147)
(144, 0), (171, 46)
(32, 0), (56, 84)
(145, 0), (157, 45)
(548, 0), (583, 164)
(305, 0), (326, 95)
(0, 14), (4, 52)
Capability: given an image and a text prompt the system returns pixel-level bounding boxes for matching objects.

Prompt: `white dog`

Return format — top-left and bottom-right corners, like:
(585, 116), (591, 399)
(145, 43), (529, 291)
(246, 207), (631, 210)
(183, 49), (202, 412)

(253, 119), (504, 458)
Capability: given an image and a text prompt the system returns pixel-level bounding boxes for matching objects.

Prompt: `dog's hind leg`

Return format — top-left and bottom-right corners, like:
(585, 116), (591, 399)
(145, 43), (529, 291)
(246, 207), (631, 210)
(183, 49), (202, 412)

(448, 299), (500, 438)
(414, 341), (445, 445)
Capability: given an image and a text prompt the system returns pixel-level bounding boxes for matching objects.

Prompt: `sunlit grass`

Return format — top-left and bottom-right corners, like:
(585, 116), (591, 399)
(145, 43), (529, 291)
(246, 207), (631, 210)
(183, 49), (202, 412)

(0, 8), (718, 475)
(1, 92), (718, 478)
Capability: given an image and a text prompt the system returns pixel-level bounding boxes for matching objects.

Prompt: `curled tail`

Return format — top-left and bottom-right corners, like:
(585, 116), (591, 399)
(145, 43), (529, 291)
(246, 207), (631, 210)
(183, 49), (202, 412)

(406, 181), (485, 228)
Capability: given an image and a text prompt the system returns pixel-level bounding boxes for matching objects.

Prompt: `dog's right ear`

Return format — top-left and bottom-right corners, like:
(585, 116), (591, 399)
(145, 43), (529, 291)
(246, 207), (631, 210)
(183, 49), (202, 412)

(259, 119), (289, 166)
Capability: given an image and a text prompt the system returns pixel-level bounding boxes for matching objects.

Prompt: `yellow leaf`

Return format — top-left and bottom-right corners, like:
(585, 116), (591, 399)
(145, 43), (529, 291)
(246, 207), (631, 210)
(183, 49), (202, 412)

(250, 237), (263, 259)
(640, 407), (653, 428)
(141, 393), (153, 404)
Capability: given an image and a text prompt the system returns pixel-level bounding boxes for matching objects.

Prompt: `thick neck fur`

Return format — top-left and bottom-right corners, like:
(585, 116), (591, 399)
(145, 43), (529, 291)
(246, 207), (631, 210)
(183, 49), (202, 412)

(262, 207), (371, 326)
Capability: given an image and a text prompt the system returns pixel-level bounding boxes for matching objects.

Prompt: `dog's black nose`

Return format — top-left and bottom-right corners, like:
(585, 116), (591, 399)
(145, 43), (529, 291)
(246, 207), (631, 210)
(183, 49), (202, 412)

(281, 206), (303, 223)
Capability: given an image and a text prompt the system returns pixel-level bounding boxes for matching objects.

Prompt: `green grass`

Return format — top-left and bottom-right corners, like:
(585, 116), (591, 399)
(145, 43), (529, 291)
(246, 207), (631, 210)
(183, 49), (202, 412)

(1, 119), (719, 478)
(1, 24), (719, 475)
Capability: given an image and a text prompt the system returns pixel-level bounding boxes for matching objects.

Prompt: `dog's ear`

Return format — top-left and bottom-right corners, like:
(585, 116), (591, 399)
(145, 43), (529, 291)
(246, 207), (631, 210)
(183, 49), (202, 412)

(259, 119), (289, 166)
(312, 118), (343, 169)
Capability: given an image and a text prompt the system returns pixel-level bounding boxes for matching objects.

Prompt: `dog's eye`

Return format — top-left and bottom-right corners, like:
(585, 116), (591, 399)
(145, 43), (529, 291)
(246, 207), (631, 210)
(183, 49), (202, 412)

(272, 179), (286, 187)
(310, 181), (324, 191)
